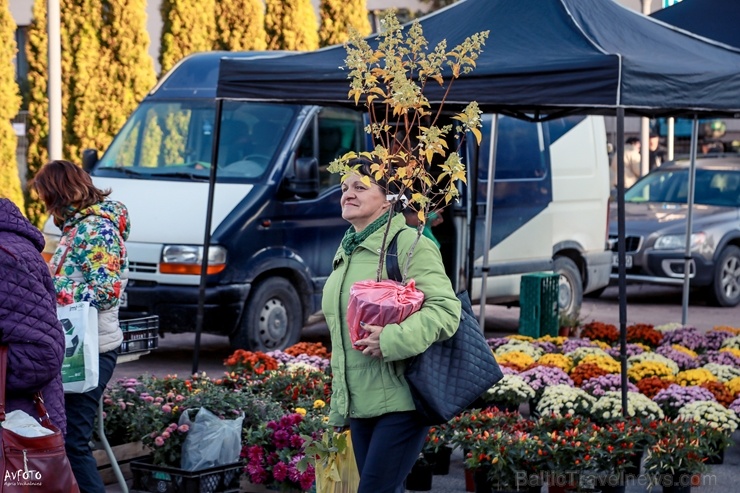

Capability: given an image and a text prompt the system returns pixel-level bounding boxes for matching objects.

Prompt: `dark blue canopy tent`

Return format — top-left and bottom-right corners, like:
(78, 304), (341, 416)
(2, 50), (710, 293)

(195, 0), (740, 413)
(218, 0), (740, 117)
(651, 0), (740, 50)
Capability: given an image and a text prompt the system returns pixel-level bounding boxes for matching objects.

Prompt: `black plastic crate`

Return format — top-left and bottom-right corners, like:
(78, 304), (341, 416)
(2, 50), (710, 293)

(118, 316), (159, 354)
(130, 458), (242, 493)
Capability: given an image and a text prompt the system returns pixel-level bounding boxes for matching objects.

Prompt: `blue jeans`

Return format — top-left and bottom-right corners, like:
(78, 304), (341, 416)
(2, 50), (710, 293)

(350, 412), (429, 493)
(65, 350), (118, 493)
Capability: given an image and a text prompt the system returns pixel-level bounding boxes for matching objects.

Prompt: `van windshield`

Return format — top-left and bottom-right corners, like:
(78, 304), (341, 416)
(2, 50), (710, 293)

(95, 100), (298, 182)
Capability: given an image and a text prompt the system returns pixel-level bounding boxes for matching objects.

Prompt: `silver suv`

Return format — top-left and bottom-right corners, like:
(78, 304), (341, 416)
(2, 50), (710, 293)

(607, 156), (740, 307)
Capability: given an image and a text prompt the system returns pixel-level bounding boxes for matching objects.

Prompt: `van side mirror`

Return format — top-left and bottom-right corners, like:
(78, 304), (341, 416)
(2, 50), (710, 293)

(81, 149), (99, 173)
(284, 156), (319, 198)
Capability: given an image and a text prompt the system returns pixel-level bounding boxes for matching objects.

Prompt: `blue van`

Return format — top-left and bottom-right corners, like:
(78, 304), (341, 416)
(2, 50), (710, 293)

(43, 52), (611, 350)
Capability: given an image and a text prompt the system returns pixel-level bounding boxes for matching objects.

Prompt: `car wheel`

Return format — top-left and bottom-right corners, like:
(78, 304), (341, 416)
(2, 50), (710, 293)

(708, 245), (740, 307)
(554, 256), (583, 318)
(229, 278), (303, 351)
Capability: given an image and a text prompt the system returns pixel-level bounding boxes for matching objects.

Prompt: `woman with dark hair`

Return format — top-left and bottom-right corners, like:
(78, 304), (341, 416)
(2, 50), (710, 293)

(31, 160), (130, 493)
(322, 160), (460, 492)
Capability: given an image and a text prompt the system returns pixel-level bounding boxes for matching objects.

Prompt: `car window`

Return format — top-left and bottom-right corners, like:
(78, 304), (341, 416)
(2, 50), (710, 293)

(626, 169), (740, 207)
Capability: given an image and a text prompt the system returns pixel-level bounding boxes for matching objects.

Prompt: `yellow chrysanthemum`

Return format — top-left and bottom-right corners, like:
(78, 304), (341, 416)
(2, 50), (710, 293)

(313, 399), (326, 409)
(671, 344), (698, 358)
(634, 342), (652, 352)
(719, 347), (740, 359)
(295, 407), (307, 416)
(627, 361), (675, 383)
(507, 335), (534, 342)
(496, 351), (535, 368)
(578, 355), (621, 374)
(675, 368), (717, 386)
(538, 335), (567, 346)
(725, 376), (740, 397)
(537, 353), (574, 372)
(591, 340), (613, 351)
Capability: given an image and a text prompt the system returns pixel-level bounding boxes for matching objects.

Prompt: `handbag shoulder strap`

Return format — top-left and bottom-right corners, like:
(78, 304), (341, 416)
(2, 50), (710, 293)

(385, 230), (403, 283)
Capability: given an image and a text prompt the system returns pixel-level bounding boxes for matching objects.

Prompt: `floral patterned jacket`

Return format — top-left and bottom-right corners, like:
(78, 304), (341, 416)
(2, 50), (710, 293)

(49, 200), (130, 352)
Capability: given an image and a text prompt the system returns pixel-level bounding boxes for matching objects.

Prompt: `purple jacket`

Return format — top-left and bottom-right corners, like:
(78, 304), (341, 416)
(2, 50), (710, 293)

(0, 199), (66, 434)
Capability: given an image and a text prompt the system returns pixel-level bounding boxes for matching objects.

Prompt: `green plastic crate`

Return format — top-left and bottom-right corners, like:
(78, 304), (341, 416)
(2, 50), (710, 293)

(518, 272), (559, 338)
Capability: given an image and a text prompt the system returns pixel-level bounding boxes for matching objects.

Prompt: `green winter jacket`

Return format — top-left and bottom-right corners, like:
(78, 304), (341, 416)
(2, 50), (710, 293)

(322, 214), (461, 426)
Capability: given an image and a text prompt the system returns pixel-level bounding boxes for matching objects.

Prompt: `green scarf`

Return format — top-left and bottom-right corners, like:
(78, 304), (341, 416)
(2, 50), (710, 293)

(340, 213), (389, 256)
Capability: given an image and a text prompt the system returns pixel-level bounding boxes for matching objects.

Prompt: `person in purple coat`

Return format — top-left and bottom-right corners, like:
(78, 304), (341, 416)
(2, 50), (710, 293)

(0, 198), (66, 434)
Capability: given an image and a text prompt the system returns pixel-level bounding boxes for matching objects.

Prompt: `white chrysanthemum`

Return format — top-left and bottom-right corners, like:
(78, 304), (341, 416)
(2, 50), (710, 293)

(720, 335), (740, 351)
(654, 322), (684, 332)
(484, 374), (535, 404)
(678, 401), (739, 434)
(536, 384), (595, 417)
(702, 363), (740, 383)
(592, 391), (664, 422)
(627, 352), (680, 374)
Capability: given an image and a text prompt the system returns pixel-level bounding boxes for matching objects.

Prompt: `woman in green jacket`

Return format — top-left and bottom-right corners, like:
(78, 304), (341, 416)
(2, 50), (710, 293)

(322, 162), (461, 493)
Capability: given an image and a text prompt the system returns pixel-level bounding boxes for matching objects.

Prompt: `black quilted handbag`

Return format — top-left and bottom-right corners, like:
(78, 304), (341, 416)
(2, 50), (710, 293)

(386, 231), (504, 425)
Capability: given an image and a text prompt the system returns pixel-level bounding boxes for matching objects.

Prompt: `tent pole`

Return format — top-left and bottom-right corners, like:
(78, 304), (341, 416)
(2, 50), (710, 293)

(478, 114), (499, 331)
(667, 117), (675, 161)
(192, 98), (224, 375)
(681, 116), (699, 326)
(617, 107), (628, 417)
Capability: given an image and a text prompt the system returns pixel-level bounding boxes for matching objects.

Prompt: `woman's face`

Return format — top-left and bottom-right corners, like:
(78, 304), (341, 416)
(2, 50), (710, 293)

(340, 173), (390, 232)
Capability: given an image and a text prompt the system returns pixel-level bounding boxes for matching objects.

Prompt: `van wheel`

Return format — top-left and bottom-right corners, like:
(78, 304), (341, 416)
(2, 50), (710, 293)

(554, 256), (583, 317)
(708, 246), (740, 307)
(230, 278), (303, 351)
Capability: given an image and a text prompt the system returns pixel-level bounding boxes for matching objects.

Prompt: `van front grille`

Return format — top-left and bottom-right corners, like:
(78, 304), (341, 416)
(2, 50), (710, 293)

(129, 261), (157, 274)
(609, 235), (642, 253)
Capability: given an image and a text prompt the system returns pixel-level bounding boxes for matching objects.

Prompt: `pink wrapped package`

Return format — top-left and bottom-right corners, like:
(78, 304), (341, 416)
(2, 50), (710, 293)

(347, 279), (425, 349)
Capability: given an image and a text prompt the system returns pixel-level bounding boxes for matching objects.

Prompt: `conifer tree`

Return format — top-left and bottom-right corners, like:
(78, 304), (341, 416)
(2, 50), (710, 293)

(216, 0), (267, 51)
(97, 0), (156, 153)
(160, 0), (216, 74)
(265, 0), (319, 51)
(62, 0), (105, 162)
(24, 0), (50, 224)
(0, 0), (22, 207)
(319, 0), (371, 47)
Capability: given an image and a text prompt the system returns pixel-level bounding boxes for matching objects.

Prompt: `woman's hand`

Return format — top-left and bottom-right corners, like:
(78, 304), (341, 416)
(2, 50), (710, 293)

(354, 322), (384, 358)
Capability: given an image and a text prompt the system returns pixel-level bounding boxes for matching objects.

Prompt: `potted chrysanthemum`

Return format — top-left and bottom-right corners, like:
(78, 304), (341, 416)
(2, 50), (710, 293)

(482, 374), (535, 413)
(536, 385), (595, 418)
(676, 400), (739, 465)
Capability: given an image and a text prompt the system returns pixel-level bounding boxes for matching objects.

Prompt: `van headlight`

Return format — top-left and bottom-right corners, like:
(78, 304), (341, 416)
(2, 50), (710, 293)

(654, 232), (706, 251)
(159, 245), (227, 274)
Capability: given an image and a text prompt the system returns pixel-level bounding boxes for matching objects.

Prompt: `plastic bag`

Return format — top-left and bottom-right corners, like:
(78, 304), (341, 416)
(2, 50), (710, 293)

(2, 410), (55, 437)
(347, 279), (424, 348)
(314, 431), (360, 493)
(179, 407), (244, 471)
(57, 301), (99, 393)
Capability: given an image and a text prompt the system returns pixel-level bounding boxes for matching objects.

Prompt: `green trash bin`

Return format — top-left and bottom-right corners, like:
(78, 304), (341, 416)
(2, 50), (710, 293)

(518, 272), (559, 338)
